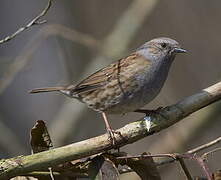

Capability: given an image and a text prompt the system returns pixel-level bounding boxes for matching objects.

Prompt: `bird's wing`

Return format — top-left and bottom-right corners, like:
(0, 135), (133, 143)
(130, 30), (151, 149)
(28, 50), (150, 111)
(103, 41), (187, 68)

(68, 53), (150, 95)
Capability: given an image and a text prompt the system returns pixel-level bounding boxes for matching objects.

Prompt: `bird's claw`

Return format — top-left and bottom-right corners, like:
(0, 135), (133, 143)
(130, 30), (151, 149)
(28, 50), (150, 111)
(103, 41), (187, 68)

(106, 129), (121, 147)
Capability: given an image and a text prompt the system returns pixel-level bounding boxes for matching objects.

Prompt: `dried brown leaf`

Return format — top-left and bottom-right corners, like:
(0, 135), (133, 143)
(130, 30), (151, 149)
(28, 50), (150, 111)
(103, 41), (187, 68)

(30, 120), (53, 154)
(88, 155), (120, 180)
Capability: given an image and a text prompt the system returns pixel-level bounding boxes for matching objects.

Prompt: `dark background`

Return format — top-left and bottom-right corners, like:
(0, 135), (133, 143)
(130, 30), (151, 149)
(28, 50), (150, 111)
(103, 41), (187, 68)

(0, 0), (221, 179)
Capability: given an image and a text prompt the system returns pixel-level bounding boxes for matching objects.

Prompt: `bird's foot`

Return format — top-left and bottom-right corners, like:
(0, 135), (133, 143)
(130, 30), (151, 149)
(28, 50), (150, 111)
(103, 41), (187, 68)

(106, 128), (122, 147)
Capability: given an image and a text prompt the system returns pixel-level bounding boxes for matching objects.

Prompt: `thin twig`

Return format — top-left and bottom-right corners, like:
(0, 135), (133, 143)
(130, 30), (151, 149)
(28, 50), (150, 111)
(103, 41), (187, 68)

(188, 136), (221, 154)
(191, 155), (212, 180)
(117, 153), (193, 179)
(201, 147), (221, 160)
(48, 168), (54, 180)
(116, 153), (176, 160)
(26, 171), (60, 177)
(117, 137), (221, 178)
(0, 0), (53, 44)
(157, 136), (221, 166)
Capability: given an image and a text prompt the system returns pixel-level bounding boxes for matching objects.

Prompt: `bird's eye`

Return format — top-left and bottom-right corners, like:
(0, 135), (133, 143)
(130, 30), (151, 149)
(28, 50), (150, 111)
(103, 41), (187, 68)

(161, 43), (167, 48)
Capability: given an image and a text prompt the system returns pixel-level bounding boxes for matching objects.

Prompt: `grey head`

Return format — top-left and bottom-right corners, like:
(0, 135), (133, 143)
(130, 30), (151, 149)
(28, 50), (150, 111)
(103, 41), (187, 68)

(137, 37), (186, 63)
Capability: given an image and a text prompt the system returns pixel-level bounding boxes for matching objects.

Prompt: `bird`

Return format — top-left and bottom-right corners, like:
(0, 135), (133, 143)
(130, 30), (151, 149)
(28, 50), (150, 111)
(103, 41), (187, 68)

(30, 37), (186, 145)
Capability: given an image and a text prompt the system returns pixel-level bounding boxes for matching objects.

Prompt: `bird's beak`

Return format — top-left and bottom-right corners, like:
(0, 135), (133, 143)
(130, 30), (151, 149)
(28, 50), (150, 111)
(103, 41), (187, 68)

(173, 47), (187, 53)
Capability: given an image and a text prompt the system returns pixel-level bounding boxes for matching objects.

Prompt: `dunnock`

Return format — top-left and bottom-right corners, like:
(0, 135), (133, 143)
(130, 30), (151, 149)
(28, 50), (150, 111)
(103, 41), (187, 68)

(30, 37), (186, 145)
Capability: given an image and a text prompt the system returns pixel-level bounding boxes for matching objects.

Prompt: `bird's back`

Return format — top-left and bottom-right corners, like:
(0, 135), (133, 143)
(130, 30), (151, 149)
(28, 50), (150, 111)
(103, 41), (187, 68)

(67, 53), (152, 113)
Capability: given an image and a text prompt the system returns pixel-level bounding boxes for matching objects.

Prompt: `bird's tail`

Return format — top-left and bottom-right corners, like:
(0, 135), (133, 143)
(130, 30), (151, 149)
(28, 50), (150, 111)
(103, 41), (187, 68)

(29, 86), (65, 94)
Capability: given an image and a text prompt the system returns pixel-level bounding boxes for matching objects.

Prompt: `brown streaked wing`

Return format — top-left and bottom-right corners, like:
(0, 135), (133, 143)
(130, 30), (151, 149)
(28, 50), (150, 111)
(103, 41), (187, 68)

(68, 53), (146, 95)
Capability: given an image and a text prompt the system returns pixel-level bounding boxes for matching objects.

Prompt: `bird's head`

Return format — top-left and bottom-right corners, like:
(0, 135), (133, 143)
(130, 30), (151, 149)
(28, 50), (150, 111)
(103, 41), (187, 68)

(137, 37), (186, 62)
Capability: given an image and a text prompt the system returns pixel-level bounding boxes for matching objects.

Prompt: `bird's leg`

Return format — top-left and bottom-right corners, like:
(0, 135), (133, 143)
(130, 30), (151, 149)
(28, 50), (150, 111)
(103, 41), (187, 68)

(101, 112), (117, 146)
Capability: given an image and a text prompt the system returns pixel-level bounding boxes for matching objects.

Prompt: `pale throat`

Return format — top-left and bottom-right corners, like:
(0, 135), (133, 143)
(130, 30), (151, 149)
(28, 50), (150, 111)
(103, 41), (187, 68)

(137, 48), (175, 86)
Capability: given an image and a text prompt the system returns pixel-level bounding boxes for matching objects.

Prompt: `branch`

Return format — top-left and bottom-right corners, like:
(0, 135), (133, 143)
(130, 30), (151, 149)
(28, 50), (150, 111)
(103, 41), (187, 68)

(0, 81), (221, 179)
(0, 0), (53, 44)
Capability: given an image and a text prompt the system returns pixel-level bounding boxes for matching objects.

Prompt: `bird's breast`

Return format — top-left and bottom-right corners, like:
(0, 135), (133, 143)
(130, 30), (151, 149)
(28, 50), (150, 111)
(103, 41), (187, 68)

(106, 61), (171, 114)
